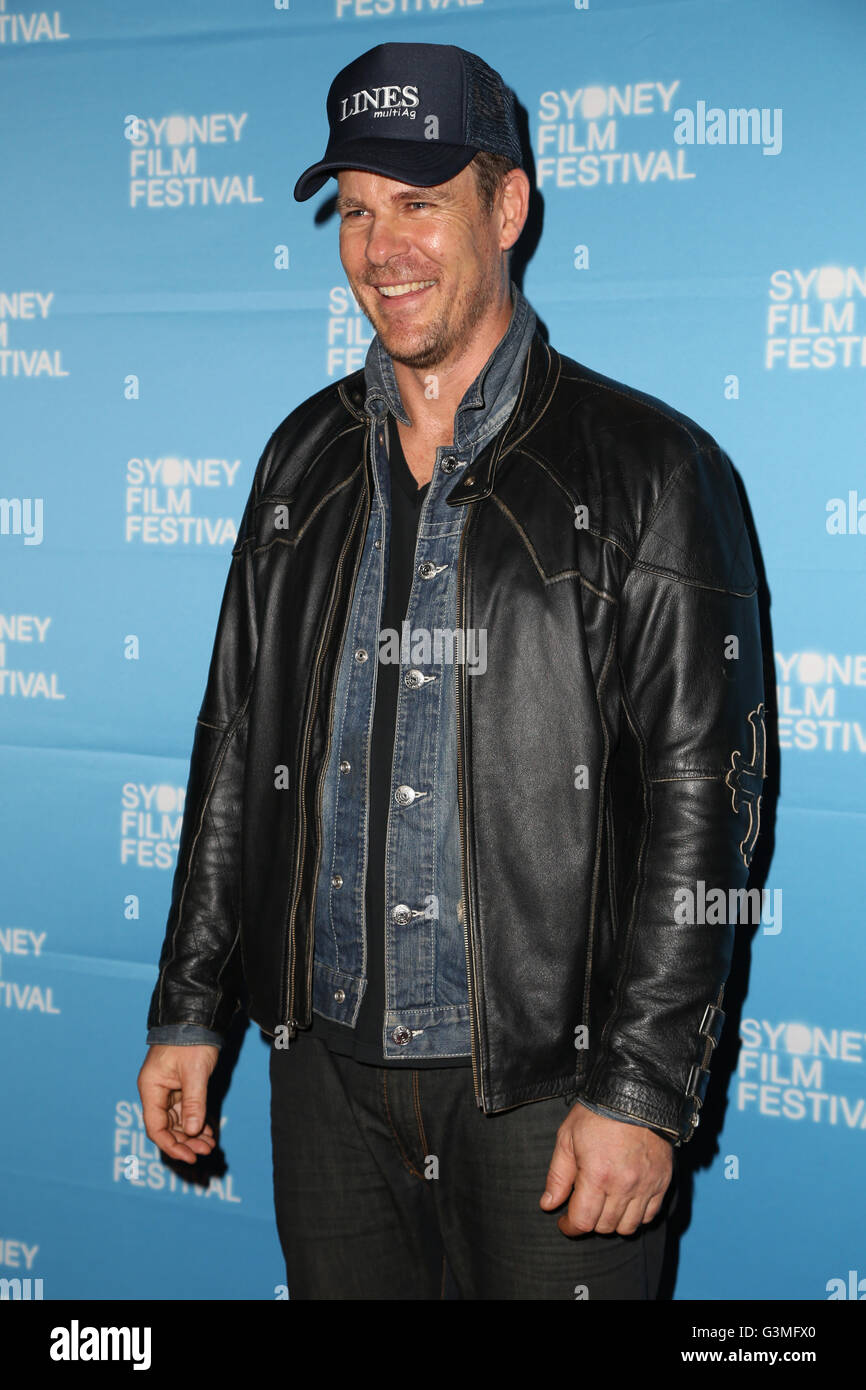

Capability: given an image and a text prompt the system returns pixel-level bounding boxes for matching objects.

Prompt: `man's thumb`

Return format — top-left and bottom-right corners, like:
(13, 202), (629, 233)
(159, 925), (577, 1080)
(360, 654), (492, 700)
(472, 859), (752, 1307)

(182, 1096), (206, 1135)
(540, 1136), (577, 1209)
(182, 1102), (205, 1135)
(180, 1071), (208, 1135)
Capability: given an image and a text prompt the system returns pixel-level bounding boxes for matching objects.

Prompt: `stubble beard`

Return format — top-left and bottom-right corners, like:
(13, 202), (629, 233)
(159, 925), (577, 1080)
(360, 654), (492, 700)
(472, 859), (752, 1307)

(355, 257), (501, 370)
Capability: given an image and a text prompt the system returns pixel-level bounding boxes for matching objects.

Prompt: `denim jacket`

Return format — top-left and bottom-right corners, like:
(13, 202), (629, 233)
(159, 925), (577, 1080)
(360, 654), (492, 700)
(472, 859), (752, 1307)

(310, 285), (537, 1060)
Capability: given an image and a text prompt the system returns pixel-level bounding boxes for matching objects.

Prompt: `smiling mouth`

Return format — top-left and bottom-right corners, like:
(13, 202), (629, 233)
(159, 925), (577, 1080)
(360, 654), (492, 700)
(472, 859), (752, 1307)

(374, 280), (436, 298)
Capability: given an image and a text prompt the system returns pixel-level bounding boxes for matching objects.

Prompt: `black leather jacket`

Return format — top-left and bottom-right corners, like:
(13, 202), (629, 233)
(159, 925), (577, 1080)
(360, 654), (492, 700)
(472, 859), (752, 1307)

(148, 329), (765, 1144)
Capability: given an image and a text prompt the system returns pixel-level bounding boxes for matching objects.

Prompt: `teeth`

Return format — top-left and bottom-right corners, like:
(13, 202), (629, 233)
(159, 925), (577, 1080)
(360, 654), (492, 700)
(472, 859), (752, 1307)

(377, 280), (435, 298)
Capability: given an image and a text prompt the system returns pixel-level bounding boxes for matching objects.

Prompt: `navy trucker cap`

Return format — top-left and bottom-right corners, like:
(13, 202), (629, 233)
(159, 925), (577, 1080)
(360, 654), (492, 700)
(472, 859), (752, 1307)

(293, 42), (523, 202)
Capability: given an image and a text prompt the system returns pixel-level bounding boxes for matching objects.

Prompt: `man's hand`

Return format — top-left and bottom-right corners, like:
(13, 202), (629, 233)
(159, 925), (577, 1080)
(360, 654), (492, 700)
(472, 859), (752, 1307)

(540, 1103), (673, 1236)
(138, 1044), (220, 1164)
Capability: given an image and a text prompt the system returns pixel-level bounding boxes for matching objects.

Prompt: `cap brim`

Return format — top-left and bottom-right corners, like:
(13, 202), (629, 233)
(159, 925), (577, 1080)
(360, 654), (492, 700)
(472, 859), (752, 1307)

(293, 138), (478, 202)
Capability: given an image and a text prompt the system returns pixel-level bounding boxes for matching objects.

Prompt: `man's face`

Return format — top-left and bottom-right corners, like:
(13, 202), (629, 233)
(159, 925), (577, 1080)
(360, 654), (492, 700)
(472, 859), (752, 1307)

(335, 163), (505, 371)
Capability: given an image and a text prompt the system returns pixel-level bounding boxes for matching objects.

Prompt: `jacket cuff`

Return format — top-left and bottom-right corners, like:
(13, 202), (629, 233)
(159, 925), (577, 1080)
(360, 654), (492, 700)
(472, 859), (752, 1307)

(146, 1024), (224, 1048)
(582, 997), (727, 1144)
(573, 1095), (675, 1145)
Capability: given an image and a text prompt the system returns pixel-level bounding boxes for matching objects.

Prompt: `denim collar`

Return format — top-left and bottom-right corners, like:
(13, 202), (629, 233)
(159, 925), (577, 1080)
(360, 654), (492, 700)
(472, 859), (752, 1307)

(363, 281), (536, 452)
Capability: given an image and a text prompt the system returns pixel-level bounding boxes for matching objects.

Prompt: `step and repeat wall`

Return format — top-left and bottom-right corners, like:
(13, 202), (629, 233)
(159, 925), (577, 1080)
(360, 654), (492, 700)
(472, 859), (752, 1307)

(1, 0), (864, 1302)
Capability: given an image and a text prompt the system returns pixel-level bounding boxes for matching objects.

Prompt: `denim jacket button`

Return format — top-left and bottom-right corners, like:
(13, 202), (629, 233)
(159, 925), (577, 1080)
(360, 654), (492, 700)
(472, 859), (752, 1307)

(339, 760), (351, 774)
(354, 648), (368, 663)
(391, 1025), (412, 1046)
(331, 873), (343, 889)
(394, 784), (416, 806)
(417, 560), (436, 578)
(440, 455), (458, 474)
(391, 903), (413, 925)
(334, 989), (346, 1003)
(404, 669), (424, 688)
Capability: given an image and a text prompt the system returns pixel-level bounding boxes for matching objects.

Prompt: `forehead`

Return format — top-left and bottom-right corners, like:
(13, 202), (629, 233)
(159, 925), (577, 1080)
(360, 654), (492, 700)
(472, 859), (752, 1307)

(335, 166), (475, 209)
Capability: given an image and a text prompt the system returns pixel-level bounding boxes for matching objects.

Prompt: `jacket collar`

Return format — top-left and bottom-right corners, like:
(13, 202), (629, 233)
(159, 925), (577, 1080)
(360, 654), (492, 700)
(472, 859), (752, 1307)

(335, 293), (558, 505)
(447, 326), (559, 504)
(338, 293), (559, 505)
(362, 280), (535, 447)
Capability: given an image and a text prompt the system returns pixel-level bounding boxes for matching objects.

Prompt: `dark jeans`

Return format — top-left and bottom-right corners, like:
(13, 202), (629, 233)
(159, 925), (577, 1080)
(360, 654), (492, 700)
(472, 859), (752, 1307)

(270, 1031), (675, 1300)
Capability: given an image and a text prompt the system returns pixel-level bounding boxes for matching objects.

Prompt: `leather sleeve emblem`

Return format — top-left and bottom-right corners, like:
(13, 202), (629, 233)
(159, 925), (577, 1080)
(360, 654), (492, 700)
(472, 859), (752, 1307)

(725, 702), (766, 868)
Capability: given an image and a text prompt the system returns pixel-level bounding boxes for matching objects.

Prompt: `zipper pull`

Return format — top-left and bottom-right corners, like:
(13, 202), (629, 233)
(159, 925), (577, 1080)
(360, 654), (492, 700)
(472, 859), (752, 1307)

(273, 1020), (298, 1050)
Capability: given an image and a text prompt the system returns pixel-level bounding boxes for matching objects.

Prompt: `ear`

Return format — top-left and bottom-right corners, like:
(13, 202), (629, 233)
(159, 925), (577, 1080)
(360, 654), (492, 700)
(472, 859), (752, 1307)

(498, 168), (530, 253)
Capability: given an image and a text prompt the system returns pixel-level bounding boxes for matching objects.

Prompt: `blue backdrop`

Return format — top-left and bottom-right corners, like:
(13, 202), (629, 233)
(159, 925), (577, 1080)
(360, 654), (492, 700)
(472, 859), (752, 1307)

(2, 0), (864, 1302)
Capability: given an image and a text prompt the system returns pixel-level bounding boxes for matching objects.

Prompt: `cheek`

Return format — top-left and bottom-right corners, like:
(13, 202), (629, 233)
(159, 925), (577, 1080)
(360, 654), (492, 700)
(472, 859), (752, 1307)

(410, 230), (443, 263)
(430, 225), (486, 271)
(338, 236), (363, 271)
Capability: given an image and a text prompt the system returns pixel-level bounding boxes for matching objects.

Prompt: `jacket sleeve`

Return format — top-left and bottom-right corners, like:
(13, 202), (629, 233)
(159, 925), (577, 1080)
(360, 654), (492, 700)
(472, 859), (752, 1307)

(579, 441), (766, 1144)
(146, 459), (265, 1041)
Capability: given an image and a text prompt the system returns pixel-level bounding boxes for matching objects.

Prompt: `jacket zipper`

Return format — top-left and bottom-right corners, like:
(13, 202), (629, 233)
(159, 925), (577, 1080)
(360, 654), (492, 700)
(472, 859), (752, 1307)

(455, 503), (485, 1110)
(284, 421), (371, 1034)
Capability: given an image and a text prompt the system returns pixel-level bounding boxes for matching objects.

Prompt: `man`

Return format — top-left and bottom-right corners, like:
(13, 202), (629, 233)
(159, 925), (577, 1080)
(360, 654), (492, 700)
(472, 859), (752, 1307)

(139, 42), (765, 1300)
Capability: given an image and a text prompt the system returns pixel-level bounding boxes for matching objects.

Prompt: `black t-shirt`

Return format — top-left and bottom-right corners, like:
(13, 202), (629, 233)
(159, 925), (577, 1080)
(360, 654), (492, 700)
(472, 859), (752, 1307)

(309, 417), (471, 1067)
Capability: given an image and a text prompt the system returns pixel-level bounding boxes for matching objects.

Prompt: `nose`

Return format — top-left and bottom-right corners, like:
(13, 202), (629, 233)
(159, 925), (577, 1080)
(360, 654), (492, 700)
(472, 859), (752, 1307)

(363, 213), (411, 267)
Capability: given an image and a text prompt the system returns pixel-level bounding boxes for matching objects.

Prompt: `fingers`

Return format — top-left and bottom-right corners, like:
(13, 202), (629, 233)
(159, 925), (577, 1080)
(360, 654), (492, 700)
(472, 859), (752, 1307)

(164, 1095), (217, 1161)
(557, 1171), (607, 1235)
(559, 1178), (661, 1237)
(148, 1115), (216, 1165)
(565, 1154), (651, 1235)
(572, 1194), (646, 1237)
(165, 1094), (216, 1144)
(142, 1083), (213, 1163)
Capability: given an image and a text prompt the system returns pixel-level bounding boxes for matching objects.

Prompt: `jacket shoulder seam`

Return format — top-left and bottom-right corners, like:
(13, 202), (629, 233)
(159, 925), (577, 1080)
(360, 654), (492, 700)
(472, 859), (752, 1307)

(555, 364), (706, 455)
(514, 446), (636, 563)
(251, 465), (363, 556)
(629, 557), (757, 597)
(489, 493), (618, 603)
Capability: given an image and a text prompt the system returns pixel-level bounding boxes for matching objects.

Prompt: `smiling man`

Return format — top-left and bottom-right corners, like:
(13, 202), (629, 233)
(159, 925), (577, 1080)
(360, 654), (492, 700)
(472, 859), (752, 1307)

(139, 42), (765, 1300)
(335, 162), (521, 492)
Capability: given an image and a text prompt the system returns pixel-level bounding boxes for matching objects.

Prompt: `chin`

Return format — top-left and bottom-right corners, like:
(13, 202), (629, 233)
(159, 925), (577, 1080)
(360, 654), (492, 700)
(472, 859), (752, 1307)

(389, 345), (447, 370)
